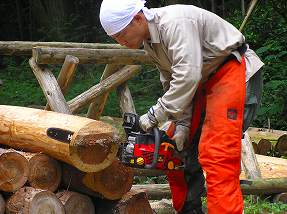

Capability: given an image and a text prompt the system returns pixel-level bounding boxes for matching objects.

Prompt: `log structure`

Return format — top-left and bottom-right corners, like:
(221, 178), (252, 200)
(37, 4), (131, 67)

(19, 152), (61, 192)
(94, 190), (153, 214)
(32, 47), (152, 65)
(0, 148), (29, 192)
(56, 191), (95, 214)
(0, 105), (119, 172)
(0, 41), (123, 56)
(6, 187), (65, 214)
(62, 159), (134, 200)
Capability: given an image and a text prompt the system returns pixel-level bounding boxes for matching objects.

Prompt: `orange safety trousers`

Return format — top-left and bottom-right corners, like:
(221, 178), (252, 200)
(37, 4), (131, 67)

(167, 56), (246, 213)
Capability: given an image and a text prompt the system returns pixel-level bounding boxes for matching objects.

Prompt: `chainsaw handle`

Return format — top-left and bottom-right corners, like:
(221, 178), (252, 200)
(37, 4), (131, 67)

(145, 127), (160, 169)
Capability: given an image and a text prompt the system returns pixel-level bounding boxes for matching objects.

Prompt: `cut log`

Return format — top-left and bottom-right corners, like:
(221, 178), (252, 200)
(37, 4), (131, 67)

(132, 177), (287, 199)
(0, 105), (119, 172)
(87, 64), (124, 120)
(56, 191), (95, 214)
(149, 199), (175, 214)
(45, 55), (79, 111)
(68, 65), (140, 113)
(0, 148), (29, 192)
(0, 194), (5, 214)
(0, 41), (123, 56)
(6, 187), (65, 214)
(257, 139), (272, 155)
(19, 152), (61, 192)
(62, 159), (134, 200)
(247, 127), (287, 143)
(32, 47), (152, 64)
(252, 141), (258, 154)
(29, 57), (72, 114)
(275, 134), (287, 156)
(272, 192), (287, 203)
(94, 190), (153, 214)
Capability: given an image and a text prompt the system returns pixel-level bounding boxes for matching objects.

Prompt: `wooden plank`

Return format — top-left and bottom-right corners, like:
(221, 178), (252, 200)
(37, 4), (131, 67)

(32, 47), (152, 65)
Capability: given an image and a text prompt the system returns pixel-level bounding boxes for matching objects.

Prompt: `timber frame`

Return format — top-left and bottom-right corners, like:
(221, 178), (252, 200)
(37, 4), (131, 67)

(0, 41), (261, 179)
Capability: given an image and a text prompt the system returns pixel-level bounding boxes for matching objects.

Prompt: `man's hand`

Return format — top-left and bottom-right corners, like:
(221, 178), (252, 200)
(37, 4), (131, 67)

(172, 125), (190, 151)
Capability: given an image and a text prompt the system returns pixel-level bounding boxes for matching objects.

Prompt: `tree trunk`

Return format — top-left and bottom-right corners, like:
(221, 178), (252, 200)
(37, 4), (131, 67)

(6, 187), (65, 214)
(19, 151), (61, 192)
(0, 41), (123, 56)
(56, 191), (95, 214)
(0, 148), (29, 192)
(32, 47), (152, 65)
(62, 159), (134, 200)
(0, 105), (119, 172)
(132, 177), (287, 199)
(94, 190), (153, 214)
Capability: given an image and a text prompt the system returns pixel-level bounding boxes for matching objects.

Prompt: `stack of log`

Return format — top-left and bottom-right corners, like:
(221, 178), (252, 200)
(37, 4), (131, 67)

(0, 105), (153, 214)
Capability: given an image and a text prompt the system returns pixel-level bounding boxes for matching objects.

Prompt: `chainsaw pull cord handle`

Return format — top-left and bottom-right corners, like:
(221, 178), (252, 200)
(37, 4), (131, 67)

(145, 127), (160, 169)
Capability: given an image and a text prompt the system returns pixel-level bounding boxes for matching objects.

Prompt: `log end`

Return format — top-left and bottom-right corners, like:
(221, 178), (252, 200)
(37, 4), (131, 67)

(28, 153), (62, 192)
(83, 159), (134, 200)
(0, 151), (29, 192)
(70, 121), (120, 172)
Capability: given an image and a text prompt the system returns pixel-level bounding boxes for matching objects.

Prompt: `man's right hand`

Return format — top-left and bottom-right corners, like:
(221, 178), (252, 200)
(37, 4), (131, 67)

(172, 125), (190, 151)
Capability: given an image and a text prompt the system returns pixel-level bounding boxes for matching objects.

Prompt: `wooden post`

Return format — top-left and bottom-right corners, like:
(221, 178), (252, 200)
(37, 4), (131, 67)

(6, 187), (65, 214)
(56, 191), (95, 214)
(68, 65), (140, 113)
(29, 57), (71, 114)
(87, 64), (123, 119)
(0, 148), (29, 192)
(45, 55), (79, 110)
(32, 47), (152, 65)
(0, 105), (119, 173)
(241, 132), (262, 179)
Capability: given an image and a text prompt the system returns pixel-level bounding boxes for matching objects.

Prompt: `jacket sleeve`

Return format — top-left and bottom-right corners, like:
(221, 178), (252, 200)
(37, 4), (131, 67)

(156, 18), (203, 121)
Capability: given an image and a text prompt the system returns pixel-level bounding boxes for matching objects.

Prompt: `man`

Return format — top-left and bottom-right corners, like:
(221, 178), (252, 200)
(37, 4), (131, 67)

(100, 0), (264, 213)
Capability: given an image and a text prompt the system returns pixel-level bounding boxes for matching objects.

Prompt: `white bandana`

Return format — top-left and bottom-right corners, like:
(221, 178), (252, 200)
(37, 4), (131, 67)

(100, 0), (154, 36)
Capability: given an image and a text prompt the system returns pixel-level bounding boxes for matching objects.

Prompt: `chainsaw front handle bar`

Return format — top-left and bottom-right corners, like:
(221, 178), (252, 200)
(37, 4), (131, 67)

(145, 127), (160, 169)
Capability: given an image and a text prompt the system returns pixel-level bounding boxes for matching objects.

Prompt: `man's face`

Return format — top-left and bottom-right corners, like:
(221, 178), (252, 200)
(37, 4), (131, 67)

(111, 14), (148, 49)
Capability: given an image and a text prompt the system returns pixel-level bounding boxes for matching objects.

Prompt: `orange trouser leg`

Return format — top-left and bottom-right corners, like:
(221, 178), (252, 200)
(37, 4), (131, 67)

(199, 58), (246, 214)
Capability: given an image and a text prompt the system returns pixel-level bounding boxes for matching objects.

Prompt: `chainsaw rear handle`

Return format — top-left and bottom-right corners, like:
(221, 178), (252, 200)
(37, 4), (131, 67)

(145, 127), (160, 169)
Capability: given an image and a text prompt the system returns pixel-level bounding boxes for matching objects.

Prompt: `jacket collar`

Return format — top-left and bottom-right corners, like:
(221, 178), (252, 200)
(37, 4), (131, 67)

(147, 17), (160, 44)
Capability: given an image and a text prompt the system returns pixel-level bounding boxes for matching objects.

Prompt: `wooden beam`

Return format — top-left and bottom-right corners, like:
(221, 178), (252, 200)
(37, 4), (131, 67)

(0, 105), (119, 173)
(45, 55), (79, 111)
(32, 47), (152, 65)
(68, 65), (140, 113)
(29, 58), (71, 114)
(87, 64), (123, 120)
(0, 41), (124, 56)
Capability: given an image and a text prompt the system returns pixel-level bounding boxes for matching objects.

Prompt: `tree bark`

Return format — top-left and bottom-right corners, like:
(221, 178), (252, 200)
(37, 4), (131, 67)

(116, 83), (136, 116)
(0, 105), (119, 172)
(29, 57), (72, 114)
(0, 148), (29, 192)
(87, 64), (124, 120)
(94, 190), (153, 214)
(45, 55), (79, 111)
(56, 191), (95, 214)
(68, 65), (140, 113)
(6, 187), (65, 214)
(32, 47), (152, 65)
(18, 151), (61, 192)
(0, 41), (123, 56)
(275, 134), (287, 156)
(62, 159), (134, 200)
(132, 177), (287, 199)
(257, 139), (272, 155)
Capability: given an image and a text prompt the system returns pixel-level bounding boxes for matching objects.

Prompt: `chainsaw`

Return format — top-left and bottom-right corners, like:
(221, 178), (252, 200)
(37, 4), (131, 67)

(120, 113), (184, 170)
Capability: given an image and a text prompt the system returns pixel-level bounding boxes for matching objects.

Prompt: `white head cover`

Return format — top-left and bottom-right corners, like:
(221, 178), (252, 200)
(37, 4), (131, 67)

(100, 0), (154, 36)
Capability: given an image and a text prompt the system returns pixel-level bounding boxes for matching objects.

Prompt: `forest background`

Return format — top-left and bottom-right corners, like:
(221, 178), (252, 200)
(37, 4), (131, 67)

(0, 0), (286, 131)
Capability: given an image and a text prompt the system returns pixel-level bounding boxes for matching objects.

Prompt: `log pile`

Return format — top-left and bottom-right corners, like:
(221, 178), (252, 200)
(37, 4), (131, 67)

(0, 105), (153, 214)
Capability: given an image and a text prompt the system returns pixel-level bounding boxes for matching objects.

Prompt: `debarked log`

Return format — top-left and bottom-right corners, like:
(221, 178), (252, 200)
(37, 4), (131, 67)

(62, 159), (134, 200)
(0, 41), (124, 56)
(6, 187), (65, 214)
(0, 148), (29, 192)
(32, 47), (153, 64)
(132, 177), (287, 200)
(0, 105), (119, 172)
